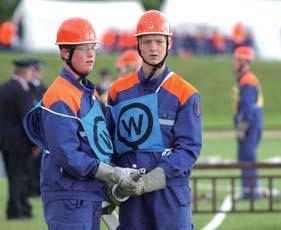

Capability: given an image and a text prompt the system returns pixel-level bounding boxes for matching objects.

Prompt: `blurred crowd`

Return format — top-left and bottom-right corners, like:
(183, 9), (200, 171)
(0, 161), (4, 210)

(100, 22), (254, 57)
(0, 20), (254, 57)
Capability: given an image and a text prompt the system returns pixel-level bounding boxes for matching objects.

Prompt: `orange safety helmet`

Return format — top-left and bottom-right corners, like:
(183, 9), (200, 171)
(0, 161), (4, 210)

(56, 17), (98, 45)
(234, 46), (255, 62)
(135, 10), (172, 37)
(116, 49), (141, 68)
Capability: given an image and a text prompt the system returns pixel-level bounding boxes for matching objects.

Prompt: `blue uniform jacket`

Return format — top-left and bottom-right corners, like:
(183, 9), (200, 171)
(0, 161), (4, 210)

(234, 71), (263, 129)
(107, 67), (202, 186)
(27, 68), (104, 202)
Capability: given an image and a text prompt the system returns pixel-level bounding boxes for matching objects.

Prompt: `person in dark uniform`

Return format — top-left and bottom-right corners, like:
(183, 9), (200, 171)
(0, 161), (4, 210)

(27, 59), (47, 197)
(0, 59), (39, 219)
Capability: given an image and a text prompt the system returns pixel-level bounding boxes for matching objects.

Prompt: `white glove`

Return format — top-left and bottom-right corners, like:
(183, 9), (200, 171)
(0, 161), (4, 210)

(95, 162), (138, 186)
(118, 167), (166, 196)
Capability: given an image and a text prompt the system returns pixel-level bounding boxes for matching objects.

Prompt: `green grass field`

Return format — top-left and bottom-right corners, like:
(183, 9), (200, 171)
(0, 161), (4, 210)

(1, 136), (281, 229)
(0, 51), (281, 130)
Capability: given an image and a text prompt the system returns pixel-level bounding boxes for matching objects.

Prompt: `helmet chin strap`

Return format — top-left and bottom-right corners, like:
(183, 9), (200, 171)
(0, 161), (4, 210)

(137, 37), (169, 84)
(237, 61), (249, 75)
(66, 47), (87, 82)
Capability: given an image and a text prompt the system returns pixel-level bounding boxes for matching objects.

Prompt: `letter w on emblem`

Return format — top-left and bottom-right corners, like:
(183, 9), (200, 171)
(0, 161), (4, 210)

(122, 114), (143, 137)
(100, 131), (113, 149)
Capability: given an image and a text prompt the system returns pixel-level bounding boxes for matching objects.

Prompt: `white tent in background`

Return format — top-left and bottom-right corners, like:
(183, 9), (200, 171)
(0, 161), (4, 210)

(161, 0), (281, 60)
(12, 0), (144, 52)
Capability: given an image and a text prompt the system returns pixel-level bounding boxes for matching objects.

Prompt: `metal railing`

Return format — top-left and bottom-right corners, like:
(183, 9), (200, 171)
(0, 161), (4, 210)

(191, 162), (281, 213)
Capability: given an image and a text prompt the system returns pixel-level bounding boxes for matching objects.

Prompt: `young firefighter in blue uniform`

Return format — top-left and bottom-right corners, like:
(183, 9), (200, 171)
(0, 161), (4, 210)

(107, 10), (202, 229)
(232, 46), (264, 199)
(23, 17), (138, 230)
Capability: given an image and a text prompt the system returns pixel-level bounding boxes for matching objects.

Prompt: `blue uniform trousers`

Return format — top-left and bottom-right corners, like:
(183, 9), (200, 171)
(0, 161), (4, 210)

(238, 127), (262, 199)
(118, 185), (193, 230)
(43, 199), (102, 230)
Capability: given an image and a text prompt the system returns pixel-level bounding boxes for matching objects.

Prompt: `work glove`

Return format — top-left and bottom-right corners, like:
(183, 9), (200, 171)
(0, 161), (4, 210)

(118, 167), (166, 196)
(236, 121), (249, 141)
(107, 168), (146, 203)
(95, 162), (139, 186)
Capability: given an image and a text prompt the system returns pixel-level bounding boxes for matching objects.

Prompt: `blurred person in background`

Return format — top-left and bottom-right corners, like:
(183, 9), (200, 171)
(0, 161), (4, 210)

(231, 22), (246, 52)
(101, 28), (117, 53)
(0, 59), (38, 220)
(115, 49), (142, 80)
(211, 30), (226, 55)
(232, 46), (264, 199)
(96, 68), (112, 107)
(23, 17), (138, 229)
(107, 10), (202, 229)
(29, 59), (47, 101)
(0, 20), (17, 50)
(27, 59), (47, 197)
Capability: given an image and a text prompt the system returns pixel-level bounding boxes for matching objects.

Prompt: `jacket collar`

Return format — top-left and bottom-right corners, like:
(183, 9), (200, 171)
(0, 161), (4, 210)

(60, 68), (95, 95)
(138, 66), (171, 87)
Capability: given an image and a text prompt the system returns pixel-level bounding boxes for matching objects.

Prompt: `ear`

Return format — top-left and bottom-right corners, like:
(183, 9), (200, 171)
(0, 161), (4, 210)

(61, 48), (70, 60)
(168, 37), (173, 50)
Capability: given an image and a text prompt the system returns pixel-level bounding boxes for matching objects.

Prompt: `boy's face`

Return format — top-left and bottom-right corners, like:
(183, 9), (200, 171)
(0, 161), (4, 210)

(72, 44), (97, 75)
(61, 43), (98, 77)
(138, 34), (171, 66)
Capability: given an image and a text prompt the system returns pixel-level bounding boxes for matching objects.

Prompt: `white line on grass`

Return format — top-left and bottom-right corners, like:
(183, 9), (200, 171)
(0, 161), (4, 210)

(202, 156), (281, 165)
(201, 195), (232, 230)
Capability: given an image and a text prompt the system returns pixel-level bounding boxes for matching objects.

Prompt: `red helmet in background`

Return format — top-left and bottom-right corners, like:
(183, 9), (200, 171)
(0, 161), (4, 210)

(116, 49), (142, 68)
(56, 17), (98, 45)
(135, 10), (172, 37)
(234, 46), (255, 62)
(116, 49), (142, 79)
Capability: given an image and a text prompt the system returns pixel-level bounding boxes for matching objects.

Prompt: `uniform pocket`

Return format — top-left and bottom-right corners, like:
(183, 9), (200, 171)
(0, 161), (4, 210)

(158, 111), (176, 146)
(170, 185), (191, 206)
(63, 199), (85, 210)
